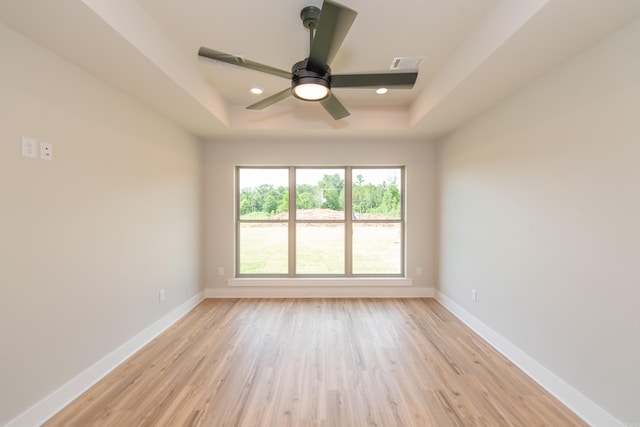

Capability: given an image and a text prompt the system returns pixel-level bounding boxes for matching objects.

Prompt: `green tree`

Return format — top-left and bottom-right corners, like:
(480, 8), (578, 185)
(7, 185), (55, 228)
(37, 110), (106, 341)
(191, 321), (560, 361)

(296, 183), (319, 209)
(380, 184), (401, 217)
(239, 183), (289, 217)
(318, 173), (344, 211)
(277, 189), (289, 214)
(239, 190), (252, 215)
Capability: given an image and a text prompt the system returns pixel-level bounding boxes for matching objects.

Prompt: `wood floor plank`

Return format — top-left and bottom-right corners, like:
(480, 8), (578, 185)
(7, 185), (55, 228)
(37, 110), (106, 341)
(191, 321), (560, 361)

(43, 298), (587, 427)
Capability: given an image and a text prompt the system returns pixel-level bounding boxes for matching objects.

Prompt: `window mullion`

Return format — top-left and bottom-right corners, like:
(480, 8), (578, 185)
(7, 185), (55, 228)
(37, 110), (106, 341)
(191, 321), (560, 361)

(235, 167), (240, 277)
(289, 166), (296, 276)
(345, 167), (353, 276)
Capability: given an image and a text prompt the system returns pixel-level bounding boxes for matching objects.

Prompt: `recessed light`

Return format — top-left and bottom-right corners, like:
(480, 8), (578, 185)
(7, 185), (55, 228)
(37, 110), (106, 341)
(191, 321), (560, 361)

(376, 88), (388, 95)
(250, 87), (264, 95)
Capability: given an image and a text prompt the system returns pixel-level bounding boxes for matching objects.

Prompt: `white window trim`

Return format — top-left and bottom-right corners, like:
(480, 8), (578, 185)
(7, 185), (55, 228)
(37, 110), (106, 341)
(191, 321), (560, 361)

(228, 278), (413, 287)
(236, 166), (405, 278)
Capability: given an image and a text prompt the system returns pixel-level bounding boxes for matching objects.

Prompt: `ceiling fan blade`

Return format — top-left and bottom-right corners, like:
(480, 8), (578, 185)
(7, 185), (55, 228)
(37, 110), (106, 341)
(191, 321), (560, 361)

(246, 88), (292, 110)
(308, 0), (357, 73)
(199, 47), (292, 80)
(331, 72), (418, 88)
(320, 93), (350, 120)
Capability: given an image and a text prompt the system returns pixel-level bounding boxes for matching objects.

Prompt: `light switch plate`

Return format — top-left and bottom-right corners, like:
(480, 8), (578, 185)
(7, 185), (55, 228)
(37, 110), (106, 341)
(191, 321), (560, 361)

(21, 137), (37, 158)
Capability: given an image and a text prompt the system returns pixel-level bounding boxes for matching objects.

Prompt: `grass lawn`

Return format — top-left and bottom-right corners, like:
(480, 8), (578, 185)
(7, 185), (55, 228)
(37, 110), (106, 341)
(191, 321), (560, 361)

(239, 223), (401, 275)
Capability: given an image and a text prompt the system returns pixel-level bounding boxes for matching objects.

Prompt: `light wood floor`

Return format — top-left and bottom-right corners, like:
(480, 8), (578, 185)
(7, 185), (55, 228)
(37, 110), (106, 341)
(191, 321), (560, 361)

(44, 298), (587, 426)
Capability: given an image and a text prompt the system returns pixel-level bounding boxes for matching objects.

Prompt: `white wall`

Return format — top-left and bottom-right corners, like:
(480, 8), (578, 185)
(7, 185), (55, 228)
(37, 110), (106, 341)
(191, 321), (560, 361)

(204, 137), (437, 296)
(0, 24), (203, 425)
(437, 18), (640, 425)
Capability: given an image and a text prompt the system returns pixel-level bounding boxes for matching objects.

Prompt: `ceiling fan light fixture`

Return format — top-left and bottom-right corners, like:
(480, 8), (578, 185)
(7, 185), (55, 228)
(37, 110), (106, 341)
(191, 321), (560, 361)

(198, 1), (419, 119)
(292, 77), (330, 101)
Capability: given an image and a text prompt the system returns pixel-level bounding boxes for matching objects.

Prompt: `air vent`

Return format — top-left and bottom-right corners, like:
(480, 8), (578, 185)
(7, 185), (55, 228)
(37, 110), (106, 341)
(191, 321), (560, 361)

(390, 56), (425, 70)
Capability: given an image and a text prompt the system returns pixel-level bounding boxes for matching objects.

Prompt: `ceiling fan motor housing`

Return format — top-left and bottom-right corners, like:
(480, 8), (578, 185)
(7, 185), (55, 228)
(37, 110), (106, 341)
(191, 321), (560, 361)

(300, 6), (321, 29)
(291, 58), (332, 101)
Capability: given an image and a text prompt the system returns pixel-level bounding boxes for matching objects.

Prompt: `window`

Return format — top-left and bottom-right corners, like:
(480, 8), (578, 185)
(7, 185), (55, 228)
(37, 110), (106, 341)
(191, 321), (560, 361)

(236, 166), (404, 277)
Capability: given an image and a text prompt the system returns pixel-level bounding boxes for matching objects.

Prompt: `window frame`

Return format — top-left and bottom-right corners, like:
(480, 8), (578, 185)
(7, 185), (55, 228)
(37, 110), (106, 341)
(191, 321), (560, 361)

(235, 166), (405, 278)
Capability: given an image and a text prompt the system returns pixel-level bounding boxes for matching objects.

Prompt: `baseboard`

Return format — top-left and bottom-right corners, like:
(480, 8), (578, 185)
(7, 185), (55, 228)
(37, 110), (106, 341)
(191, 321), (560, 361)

(436, 291), (624, 427)
(206, 285), (435, 298)
(6, 291), (206, 427)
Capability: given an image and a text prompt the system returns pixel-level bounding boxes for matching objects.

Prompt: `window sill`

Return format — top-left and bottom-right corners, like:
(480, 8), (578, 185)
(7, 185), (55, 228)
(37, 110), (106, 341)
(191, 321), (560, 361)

(228, 278), (413, 287)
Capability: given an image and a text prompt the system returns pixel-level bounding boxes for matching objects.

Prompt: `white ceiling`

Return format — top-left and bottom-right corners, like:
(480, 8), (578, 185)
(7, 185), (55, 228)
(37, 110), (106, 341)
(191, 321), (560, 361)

(2, 0), (640, 140)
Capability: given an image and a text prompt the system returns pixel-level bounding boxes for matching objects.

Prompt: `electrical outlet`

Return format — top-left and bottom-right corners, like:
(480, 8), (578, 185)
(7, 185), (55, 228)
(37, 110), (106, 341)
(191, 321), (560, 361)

(416, 267), (422, 276)
(218, 267), (224, 276)
(40, 142), (53, 160)
(471, 289), (478, 302)
(159, 289), (166, 302)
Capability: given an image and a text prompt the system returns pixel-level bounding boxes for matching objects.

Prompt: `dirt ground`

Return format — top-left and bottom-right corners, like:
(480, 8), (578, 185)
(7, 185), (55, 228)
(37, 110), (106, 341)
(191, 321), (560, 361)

(271, 208), (396, 221)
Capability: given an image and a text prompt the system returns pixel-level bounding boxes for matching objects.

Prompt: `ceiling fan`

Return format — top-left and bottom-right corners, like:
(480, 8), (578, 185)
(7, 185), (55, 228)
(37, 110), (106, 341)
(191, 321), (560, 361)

(198, 0), (418, 120)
